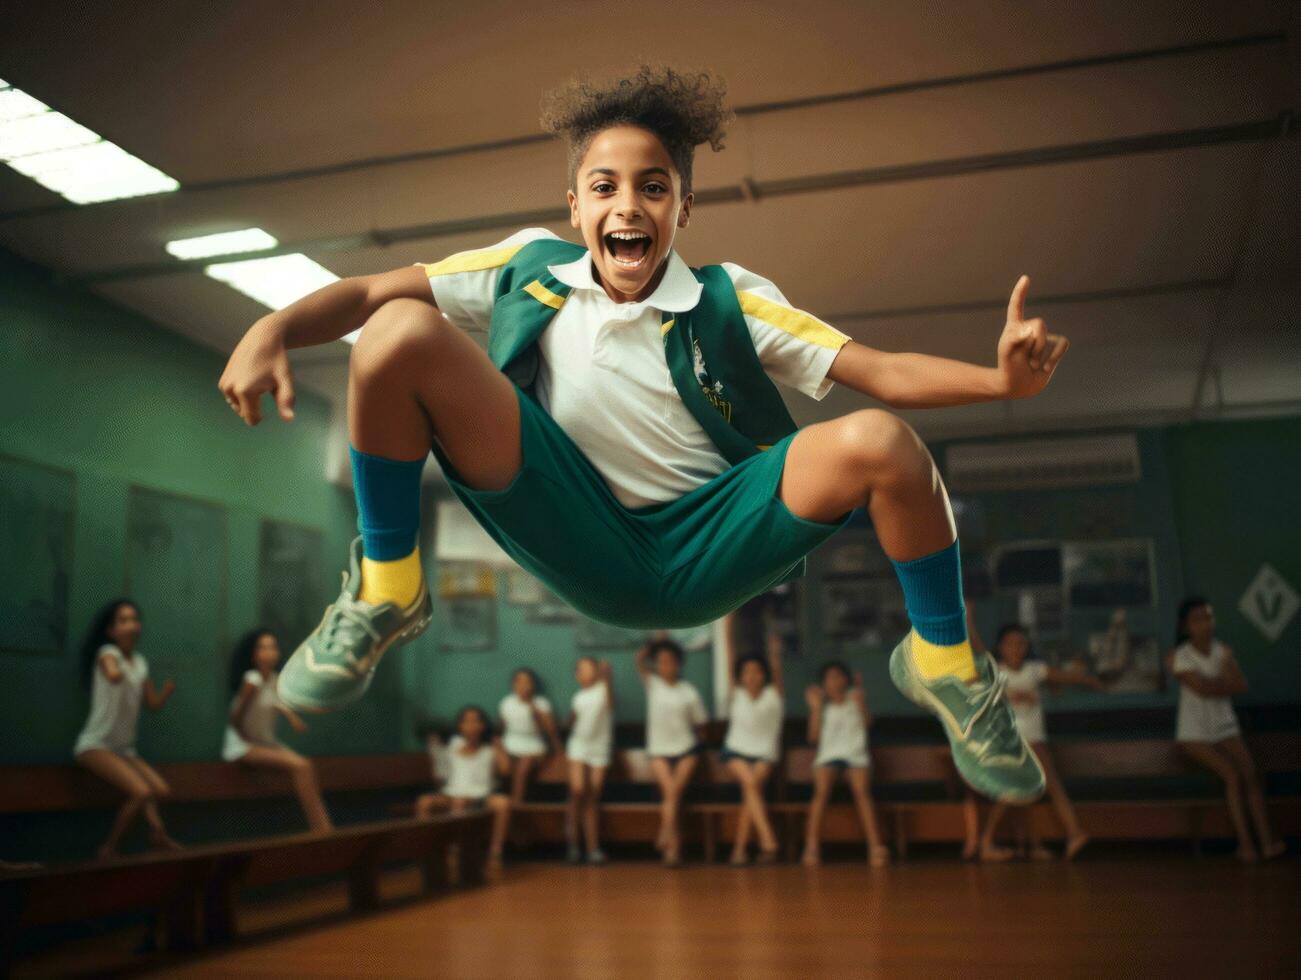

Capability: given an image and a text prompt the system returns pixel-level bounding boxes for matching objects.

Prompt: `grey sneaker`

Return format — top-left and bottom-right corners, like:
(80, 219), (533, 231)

(888, 633), (1045, 804)
(277, 537), (432, 713)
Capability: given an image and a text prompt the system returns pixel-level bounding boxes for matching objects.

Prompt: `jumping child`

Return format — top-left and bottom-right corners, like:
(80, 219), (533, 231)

(565, 656), (614, 864)
(224, 628), (332, 833)
(73, 600), (180, 858)
(219, 65), (1067, 803)
(637, 634), (707, 867)
(802, 662), (888, 867)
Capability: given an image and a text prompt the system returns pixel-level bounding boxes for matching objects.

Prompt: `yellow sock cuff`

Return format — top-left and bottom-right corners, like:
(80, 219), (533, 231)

(910, 631), (978, 682)
(358, 547), (423, 608)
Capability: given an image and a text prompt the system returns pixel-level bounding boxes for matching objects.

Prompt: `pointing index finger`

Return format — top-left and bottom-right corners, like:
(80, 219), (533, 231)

(1007, 275), (1030, 324)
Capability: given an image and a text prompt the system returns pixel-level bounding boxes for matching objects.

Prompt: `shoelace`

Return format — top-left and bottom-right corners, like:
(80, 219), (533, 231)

(961, 670), (1021, 762)
(320, 600), (382, 672)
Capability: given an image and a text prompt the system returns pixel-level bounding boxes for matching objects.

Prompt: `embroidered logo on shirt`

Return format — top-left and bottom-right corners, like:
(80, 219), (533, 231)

(692, 338), (732, 421)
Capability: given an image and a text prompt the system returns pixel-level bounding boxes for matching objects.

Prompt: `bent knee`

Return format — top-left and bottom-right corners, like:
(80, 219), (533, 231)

(836, 409), (927, 478)
(351, 298), (447, 375)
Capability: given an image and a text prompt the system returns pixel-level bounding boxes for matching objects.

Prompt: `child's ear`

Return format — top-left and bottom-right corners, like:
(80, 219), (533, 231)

(567, 189), (580, 229)
(678, 192), (693, 229)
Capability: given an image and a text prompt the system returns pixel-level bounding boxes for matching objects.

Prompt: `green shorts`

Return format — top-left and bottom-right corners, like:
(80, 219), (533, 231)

(431, 385), (848, 629)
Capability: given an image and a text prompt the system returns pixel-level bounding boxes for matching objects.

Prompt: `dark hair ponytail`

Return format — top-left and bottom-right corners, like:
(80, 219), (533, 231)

(79, 599), (139, 688)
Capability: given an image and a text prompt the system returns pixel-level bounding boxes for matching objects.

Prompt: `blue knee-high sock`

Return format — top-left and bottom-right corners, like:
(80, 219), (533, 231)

(349, 446), (426, 561)
(889, 540), (967, 645)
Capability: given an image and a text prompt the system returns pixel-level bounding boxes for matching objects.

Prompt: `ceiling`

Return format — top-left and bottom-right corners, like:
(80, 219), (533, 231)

(2, 0), (1298, 441)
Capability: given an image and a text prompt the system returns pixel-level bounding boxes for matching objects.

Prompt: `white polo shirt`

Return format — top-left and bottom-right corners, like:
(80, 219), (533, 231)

(421, 228), (851, 509)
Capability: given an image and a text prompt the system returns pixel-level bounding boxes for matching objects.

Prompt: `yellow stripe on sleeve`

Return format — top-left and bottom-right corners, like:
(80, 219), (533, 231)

(421, 243), (528, 278)
(524, 279), (566, 310)
(737, 291), (849, 350)
(660, 319), (675, 336)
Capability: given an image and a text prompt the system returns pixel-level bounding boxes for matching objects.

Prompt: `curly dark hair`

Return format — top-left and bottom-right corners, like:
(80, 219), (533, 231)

(539, 65), (733, 197)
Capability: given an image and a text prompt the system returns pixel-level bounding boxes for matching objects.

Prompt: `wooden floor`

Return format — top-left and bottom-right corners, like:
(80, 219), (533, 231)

(18, 855), (1301, 978)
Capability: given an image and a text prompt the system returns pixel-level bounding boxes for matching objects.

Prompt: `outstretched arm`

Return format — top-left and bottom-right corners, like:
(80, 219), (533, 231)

(143, 677), (176, 711)
(766, 629), (785, 696)
(826, 276), (1069, 409)
(804, 685), (824, 745)
(218, 264), (433, 426)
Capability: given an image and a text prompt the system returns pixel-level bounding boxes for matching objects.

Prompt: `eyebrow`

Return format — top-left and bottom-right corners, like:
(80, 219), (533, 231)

(584, 166), (672, 180)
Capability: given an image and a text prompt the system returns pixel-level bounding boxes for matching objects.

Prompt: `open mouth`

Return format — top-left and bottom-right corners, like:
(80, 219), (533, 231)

(603, 229), (652, 271)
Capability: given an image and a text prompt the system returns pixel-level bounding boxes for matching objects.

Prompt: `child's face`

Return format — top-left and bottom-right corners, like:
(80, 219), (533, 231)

(823, 668), (849, 700)
(512, 671), (535, 700)
(253, 633), (281, 672)
(999, 630), (1029, 669)
(108, 604), (142, 647)
(566, 125), (692, 304)
(575, 659), (598, 686)
(655, 649), (681, 682)
(1185, 604), (1216, 643)
(739, 659), (766, 695)
(459, 710), (486, 742)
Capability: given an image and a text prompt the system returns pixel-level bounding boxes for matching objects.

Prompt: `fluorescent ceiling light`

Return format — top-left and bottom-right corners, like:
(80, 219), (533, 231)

(166, 228), (278, 260)
(0, 81), (178, 203)
(206, 252), (342, 314)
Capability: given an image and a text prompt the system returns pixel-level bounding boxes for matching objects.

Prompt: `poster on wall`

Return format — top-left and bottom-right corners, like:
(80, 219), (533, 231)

(437, 562), (497, 651)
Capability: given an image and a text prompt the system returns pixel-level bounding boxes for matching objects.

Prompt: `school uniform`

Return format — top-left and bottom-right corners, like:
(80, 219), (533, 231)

(1172, 641), (1241, 743)
(645, 674), (707, 758)
(443, 735), (497, 801)
(74, 644), (148, 758)
(420, 229), (853, 629)
(499, 692), (553, 756)
(566, 683), (613, 768)
(813, 698), (870, 770)
(222, 670), (286, 762)
(998, 661), (1050, 744)
(723, 685), (783, 763)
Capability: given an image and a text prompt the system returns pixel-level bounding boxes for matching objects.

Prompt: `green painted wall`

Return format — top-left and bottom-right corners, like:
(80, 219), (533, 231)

(0, 249), (407, 764)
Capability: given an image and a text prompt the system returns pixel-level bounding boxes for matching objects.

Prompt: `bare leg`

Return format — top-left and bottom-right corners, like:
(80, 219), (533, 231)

(803, 768), (837, 866)
(847, 768), (889, 866)
(565, 760), (586, 854)
(979, 802), (1014, 861)
(584, 767), (607, 856)
(121, 756), (180, 850)
(651, 756), (697, 865)
(486, 795), (511, 867)
(415, 792), (450, 819)
(651, 758), (675, 854)
(728, 759), (778, 858)
(348, 299), (522, 488)
(509, 754), (537, 807)
(1181, 741), (1255, 859)
(77, 750), (154, 858)
(1219, 737), (1283, 858)
(1032, 743), (1084, 858)
(961, 791), (980, 860)
(780, 410), (954, 561)
(240, 745), (333, 832)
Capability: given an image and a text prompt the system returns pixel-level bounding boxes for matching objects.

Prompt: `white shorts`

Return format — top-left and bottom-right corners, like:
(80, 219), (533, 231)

(566, 739), (611, 769)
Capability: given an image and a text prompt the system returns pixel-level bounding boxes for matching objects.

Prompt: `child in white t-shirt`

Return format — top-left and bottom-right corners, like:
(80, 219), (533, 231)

(977, 624), (1102, 862)
(637, 634), (707, 867)
(1169, 597), (1283, 861)
(498, 668), (561, 807)
(73, 600), (180, 859)
(721, 617), (784, 864)
(565, 657), (615, 864)
(417, 705), (512, 870)
(224, 629), (332, 833)
(803, 662), (888, 867)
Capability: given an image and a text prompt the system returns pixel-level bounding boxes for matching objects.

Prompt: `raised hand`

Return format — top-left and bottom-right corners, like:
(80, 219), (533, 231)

(996, 276), (1069, 399)
(850, 671), (865, 705)
(218, 321), (296, 426)
(804, 684), (824, 710)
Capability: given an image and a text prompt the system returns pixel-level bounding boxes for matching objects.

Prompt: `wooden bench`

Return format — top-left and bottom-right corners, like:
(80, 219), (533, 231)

(0, 812), (491, 975)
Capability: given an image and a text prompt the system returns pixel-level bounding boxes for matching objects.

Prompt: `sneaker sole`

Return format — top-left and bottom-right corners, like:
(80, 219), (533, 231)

(278, 592), (435, 714)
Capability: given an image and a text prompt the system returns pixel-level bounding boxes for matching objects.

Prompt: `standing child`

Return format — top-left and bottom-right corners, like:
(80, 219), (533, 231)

(223, 629), (332, 833)
(721, 619), (784, 864)
(803, 662), (888, 867)
(565, 657), (614, 863)
(73, 600), (180, 858)
(1169, 597), (1284, 861)
(498, 667), (562, 807)
(638, 635), (707, 867)
(976, 624), (1101, 861)
(222, 65), (1066, 805)
(416, 705), (512, 871)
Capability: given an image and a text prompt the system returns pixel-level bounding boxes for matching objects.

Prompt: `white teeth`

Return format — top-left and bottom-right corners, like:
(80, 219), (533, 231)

(609, 230), (649, 240)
